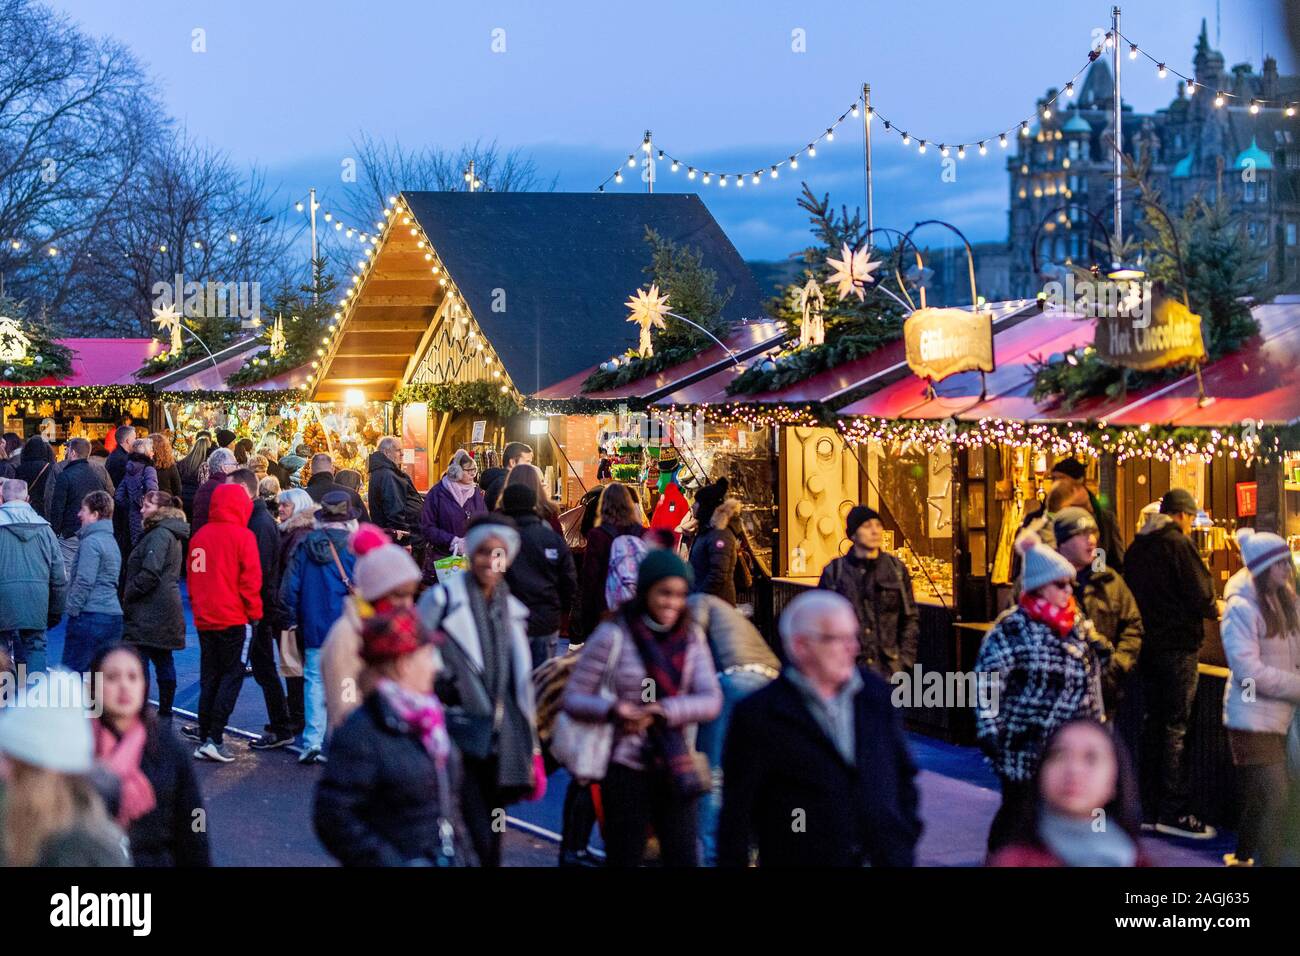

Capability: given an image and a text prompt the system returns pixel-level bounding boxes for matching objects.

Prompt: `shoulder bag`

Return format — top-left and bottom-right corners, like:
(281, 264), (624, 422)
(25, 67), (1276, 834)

(549, 627), (623, 782)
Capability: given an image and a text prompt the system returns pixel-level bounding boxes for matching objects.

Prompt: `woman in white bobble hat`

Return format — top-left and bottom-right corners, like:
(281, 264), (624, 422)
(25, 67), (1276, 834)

(974, 530), (1111, 855)
(1220, 528), (1300, 867)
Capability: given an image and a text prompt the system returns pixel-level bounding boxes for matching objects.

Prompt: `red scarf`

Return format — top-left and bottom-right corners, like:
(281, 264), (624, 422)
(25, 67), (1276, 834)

(1019, 592), (1079, 638)
(93, 719), (157, 827)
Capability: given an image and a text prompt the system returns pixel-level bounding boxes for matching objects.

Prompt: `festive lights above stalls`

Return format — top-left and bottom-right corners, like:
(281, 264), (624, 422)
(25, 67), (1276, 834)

(595, 30), (1299, 193)
(835, 416), (1291, 465)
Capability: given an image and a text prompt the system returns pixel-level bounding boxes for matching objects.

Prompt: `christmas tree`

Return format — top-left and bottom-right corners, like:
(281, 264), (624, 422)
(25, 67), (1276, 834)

(227, 258), (339, 386)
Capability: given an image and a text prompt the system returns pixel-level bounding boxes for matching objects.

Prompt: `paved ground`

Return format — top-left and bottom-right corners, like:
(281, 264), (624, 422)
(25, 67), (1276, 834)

(36, 594), (1230, 867)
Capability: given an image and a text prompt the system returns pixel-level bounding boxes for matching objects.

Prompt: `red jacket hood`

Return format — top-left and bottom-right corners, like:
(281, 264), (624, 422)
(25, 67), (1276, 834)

(208, 483), (253, 525)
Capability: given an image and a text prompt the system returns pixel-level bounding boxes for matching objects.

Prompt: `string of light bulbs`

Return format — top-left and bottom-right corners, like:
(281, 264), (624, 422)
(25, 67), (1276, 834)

(595, 29), (1298, 191)
(292, 195), (384, 247)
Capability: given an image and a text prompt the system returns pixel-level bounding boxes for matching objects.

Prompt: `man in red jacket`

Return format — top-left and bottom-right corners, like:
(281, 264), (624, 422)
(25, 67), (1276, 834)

(184, 482), (263, 762)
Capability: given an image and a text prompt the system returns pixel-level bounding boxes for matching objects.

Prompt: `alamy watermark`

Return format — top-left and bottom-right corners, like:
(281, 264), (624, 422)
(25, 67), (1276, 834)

(1041, 273), (1152, 327)
(890, 664), (999, 716)
(0, 666), (102, 717)
(152, 272), (260, 322)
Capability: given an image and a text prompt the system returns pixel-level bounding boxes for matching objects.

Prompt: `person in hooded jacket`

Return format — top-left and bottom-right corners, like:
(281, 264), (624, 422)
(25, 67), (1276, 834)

(0, 477), (67, 673)
(314, 608), (476, 866)
(1219, 529), (1300, 867)
(689, 497), (750, 607)
(499, 482), (577, 666)
(183, 482), (262, 763)
(122, 491), (188, 722)
(229, 468), (293, 751)
(114, 439), (159, 554)
(280, 490), (359, 765)
(88, 644), (210, 867)
(61, 491), (123, 672)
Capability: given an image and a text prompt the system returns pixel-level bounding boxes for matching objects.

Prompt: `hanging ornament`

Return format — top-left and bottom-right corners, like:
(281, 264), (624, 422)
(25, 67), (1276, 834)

(151, 302), (184, 354)
(625, 283), (671, 358)
(269, 314), (288, 359)
(0, 316), (32, 363)
(798, 278), (826, 347)
(825, 243), (880, 302)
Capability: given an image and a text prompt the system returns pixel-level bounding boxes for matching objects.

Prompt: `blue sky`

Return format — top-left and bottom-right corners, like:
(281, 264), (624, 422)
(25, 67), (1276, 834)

(49, 0), (1295, 261)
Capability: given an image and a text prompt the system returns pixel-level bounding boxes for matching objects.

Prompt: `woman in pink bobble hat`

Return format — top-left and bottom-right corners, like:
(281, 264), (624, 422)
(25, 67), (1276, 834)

(1220, 528), (1300, 866)
(320, 524), (423, 733)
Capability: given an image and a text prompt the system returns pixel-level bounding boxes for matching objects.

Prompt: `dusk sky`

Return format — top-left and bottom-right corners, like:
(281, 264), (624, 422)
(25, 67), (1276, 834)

(50, 0), (1295, 261)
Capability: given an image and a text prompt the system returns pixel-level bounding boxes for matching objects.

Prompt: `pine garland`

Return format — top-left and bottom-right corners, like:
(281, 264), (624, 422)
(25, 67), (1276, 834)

(0, 294), (75, 384)
(393, 381), (522, 417)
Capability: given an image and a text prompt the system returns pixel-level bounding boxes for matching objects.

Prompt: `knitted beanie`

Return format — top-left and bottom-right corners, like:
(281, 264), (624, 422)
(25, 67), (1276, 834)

(1016, 530), (1078, 592)
(1236, 527), (1292, 578)
(637, 548), (694, 595)
(1052, 506), (1098, 548)
(846, 505), (882, 539)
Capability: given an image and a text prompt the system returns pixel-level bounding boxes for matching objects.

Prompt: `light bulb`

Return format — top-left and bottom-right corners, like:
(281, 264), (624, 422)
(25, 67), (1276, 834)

(323, 213), (332, 222)
(1020, 122), (1030, 137)
(770, 165), (779, 178)
(958, 146), (966, 159)
(627, 155), (636, 167)
(1157, 63), (1167, 78)
(671, 161), (679, 172)
(940, 145), (949, 157)
(851, 103), (860, 117)
(808, 144), (816, 157)
(918, 141), (927, 154)
(1288, 105), (1297, 117)
(687, 167), (696, 179)
(1043, 106), (1052, 119)
(1000, 134), (1008, 147)
(1215, 91), (1225, 107)
(1250, 100), (1260, 114)
(703, 173), (710, 184)
(790, 155), (798, 169)
(901, 133), (910, 145)
(1129, 44), (1138, 60)
(1065, 82), (1074, 97)
(752, 172), (760, 184)
(978, 142), (987, 156)
(825, 128), (834, 142)
(615, 170), (623, 183)
(720, 175), (728, 187)
(295, 201), (304, 212)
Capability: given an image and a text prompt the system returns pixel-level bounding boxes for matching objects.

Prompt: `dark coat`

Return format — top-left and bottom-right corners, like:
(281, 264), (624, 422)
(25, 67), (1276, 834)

(689, 525), (740, 605)
(1075, 565), (1143, 712)
(502, 510), (577, 636)
(246, 498), (281, 613)
(48, 458), (105, 540)
(367, 452), (424, 540)
(313, 692), (475, 867)
(718, 668), (922, 867)
(105, 446), (130, 487)
(264, 458), (291, 491)
(1123, 517), (1217, 654)
(577, 522), (642, 639)
(272, 511), (316, 631)
(819, 551), (920, 677)
(127, 726), (211, 867)
(305, 472), (369, 522)
(16, 452), (54, 518)
(1089, 493), (1126, 573)
(114, 452), (159, 548)
(123, 508), (189, 649)
(155, 463), (182, 502)
(418, 479), (485, 566)
(190, 474), (227, 536)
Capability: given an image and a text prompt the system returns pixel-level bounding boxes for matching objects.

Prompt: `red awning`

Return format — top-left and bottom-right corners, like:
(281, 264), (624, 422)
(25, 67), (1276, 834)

(657, 300), (1041, 409)
(838, 299), (1300, 427)
(11, 338), (162, 387)
(532, 320), (785, 401)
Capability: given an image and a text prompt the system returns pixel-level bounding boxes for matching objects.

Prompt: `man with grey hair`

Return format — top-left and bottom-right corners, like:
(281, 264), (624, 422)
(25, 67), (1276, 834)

(366, 435), (424, 551)
(0, 477), (68, 674)
(717, 588), (921, 867)
(305, 452), (368, 521)
(192, 446), (239, 535)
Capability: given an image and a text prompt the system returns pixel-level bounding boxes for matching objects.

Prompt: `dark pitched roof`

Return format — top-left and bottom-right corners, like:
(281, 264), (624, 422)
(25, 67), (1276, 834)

(399, 191), (767, 394)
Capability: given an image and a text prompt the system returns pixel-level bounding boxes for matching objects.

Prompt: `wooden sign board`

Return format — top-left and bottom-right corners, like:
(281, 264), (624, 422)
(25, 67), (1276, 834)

(1094, 293), (1206, 371)
(904, 307), (995, 382)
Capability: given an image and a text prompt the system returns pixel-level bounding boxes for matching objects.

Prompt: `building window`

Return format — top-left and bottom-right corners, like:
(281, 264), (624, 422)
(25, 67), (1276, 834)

(1260, 179), (1269, 202)
(1287, 223), (1296, 246)
(1245, 181), (1256, 202)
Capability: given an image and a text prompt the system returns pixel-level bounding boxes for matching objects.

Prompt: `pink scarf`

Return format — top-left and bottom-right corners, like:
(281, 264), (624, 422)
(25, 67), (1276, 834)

(442, 474), (477, 508)
(377, 679), (452, 769)
(1019, 593), (1080, 638)
(93, 719), (157, 826)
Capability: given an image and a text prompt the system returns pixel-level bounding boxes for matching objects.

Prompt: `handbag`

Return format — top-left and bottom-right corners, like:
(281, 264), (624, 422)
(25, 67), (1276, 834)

(277, 627), (303, 678)
(549, 628), (623, 782)
(430, 759), (469, 866)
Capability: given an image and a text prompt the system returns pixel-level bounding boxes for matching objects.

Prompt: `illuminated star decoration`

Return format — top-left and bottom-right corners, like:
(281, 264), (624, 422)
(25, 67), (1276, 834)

(798, 278), (826, 348)
(625, 283), (670, 358)
(825, 242), (880, 302)
(151, 302), (184, 354)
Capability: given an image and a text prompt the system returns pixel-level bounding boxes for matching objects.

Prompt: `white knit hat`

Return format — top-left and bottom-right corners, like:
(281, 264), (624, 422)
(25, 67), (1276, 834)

(1016, 530), (1078, 593)
(0, 670), (94, 773)
(1236, 528), (1292, 578)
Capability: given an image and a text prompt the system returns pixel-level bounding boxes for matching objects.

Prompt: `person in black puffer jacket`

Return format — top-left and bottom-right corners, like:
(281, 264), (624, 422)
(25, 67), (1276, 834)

(88, 644), (211, 867)
(499, 483), (577, 665)
(367, 439), (425, 547)
(689, 497), (745, 606)
(314, 608), (476, 866)
(122, 492), (189, 720)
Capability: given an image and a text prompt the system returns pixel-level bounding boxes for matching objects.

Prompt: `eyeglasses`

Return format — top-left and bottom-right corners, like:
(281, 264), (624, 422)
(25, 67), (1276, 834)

(801, 629), (859, 645)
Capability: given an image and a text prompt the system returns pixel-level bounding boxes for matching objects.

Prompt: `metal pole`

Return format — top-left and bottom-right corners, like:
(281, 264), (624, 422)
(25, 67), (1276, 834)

(863, 83), (874, 243)
(1112, 6), (1122, 263)
(308, 187), (318, 301)
(645, 129), (655, 194)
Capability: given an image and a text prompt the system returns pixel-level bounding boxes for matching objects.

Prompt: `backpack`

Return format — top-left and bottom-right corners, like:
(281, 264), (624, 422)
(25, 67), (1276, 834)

(604, 534), (647, 611)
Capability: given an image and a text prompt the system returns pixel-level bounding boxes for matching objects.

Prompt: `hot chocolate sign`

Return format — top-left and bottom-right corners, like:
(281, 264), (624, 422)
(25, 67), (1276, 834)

(904, 306), (995, 383)
(1093, 289), (1206, 372)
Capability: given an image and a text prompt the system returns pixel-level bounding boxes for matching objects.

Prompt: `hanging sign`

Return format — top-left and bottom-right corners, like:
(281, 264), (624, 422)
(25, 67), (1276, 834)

(0, 316), (32, 363)
(903, 307), (995, 383)
(1093, 290), (1206, 371)
(1236, 481), (1258, 518)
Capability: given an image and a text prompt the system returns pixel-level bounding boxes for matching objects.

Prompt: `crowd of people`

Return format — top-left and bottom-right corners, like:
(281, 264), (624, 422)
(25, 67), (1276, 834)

(1, 428), (1297, 869)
